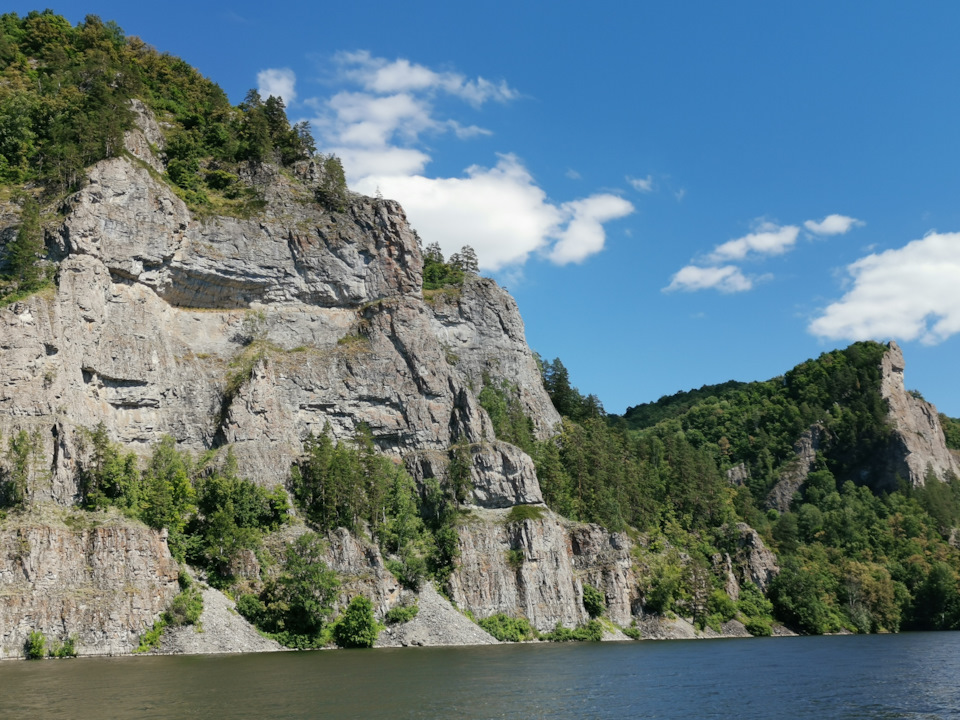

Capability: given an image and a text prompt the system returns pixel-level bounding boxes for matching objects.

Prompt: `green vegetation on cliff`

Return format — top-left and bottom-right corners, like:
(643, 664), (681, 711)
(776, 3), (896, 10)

(533, 341), (960, 633)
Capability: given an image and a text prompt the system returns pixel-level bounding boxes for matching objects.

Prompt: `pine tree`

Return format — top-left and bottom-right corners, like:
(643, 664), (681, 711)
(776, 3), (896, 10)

(6, 196), (44, 290)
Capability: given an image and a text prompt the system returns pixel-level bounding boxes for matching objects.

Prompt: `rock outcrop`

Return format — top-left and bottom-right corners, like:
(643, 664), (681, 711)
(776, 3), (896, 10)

(878, 341), (959, 488)
(0, 507), (179, 658)
(448, 508), (639, 631)
(765, 424), (826, 512)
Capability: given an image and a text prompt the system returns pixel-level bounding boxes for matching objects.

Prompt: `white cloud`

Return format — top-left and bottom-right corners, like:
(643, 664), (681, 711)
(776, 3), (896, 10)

(804, 214), (865, 236)
(565, 168), (581, 180)
(627, 174), (654, 192)
(257, 68), (297, 105)
(808, 232), (960, 345)
(550, 195), (635, 264)
(709, 222), (800, 262)
(302, 53), (631, 271)
(664, 265), (753, 293)
(330, 146), (430, 178)
(356, 155), (632, 271)
(335, 51), (518, 106)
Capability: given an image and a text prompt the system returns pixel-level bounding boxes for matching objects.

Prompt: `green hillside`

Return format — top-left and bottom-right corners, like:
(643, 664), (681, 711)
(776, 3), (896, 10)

(528, 341), (960, 633)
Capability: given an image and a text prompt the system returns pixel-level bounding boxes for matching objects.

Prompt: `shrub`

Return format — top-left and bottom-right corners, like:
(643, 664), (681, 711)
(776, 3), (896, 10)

(506, 548), (524, 571)
(236, 593), (266, 624)
(332, 596), (381, 648)
(707, 589), (738, 623)
(136, 619), (167, 653)
(478, 614), (538, 642)
(582, 584), (605, 619)
(25, 630), (46, 659)
(544, 619), (604, 642)
(745, 617), (773, 637)
(384, 603), (419, 625)
(48, 635), (78, 658)
(165, 584), (203, 626)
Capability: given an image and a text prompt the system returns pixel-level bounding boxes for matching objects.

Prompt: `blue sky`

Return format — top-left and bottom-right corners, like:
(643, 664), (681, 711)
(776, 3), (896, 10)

(27, 2), (960, 416)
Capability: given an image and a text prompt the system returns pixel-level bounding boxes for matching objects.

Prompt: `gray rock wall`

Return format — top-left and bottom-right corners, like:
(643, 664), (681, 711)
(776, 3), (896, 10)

(879, 341), (959, 488)
(0, 508), (179, 658)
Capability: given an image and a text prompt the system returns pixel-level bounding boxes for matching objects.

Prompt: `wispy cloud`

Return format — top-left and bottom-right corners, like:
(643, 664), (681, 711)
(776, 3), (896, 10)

(708, 222), (800, 262)
(335, 51), (518, 107)
(667, 214), (863, 294)
(626, 174), (654, 193)
(809, 232), (960, 345)
(301, 52), (633, 271)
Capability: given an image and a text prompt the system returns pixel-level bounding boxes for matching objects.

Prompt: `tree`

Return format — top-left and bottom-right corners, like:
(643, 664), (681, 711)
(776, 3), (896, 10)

(75, 423), (140, 510)
(5, 196), (45, 290)
(332, 595), (381, 648)
(276, 532), (340, 638)
(448, 439), (473, 509)
(449, 245), (479, 275)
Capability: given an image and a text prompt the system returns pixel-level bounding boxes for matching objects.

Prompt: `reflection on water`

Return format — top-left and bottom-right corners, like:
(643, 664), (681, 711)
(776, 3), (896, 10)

(2, 633), (959, 719)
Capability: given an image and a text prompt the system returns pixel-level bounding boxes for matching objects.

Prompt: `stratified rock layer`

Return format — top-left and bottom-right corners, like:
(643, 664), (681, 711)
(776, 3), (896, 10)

(0, 508), (179, 658)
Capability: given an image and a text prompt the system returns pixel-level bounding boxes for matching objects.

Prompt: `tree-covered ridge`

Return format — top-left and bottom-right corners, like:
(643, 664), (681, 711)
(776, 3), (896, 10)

(530, 341), (960, 633)
(0, 10), (350, 305)
(616, 341), (892, 499)
(622, 380), (748, 431)
(0, 10), (316, 194)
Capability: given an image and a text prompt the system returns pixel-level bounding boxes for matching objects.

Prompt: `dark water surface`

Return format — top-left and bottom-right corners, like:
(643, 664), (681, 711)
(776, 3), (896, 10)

(3, 633), (960, 719)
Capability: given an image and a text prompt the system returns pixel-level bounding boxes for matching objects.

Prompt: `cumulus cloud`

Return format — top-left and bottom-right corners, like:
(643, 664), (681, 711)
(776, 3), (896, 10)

(550, 195), (635, 265)
(303, 52), (632, 270)
(664, 265), (753, 293)
(808, 232), (960, 345)
(666, 213), (863, 294)
(804, 214), (865, 236)
(627, 174), (654, 193)
(709, 222), (800, 262)
(257, 68), (297, 105)
(355, 155), (632, 270)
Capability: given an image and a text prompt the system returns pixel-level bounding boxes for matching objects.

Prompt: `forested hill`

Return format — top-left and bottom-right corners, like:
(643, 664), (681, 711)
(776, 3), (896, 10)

(529, 341), (960, 634)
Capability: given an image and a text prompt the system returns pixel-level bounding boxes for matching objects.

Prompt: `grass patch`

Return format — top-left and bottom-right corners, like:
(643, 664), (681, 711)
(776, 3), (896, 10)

(423, 286), (462, 306)
(506, 505), (545, 523)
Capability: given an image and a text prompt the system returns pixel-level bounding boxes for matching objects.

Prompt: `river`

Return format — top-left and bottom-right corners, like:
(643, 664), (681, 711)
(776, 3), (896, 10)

(2, 633), (959, 719)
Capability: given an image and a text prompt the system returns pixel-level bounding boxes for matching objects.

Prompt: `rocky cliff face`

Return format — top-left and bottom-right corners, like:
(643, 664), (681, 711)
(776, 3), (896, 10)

(878, 341), (959, 488)
(0, 111), (582, 653)
(0, 116), (555, 502)
(449, 508), (639, 631)
(0, 507), (178, 658)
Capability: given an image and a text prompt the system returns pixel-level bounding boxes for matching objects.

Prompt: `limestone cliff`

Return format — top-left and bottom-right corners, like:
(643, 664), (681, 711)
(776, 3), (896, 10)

(0, 118), (555, 502)
(878, 341), (959, 488)
(0, 110), (576, 653)
(0, 507), (178, 658)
